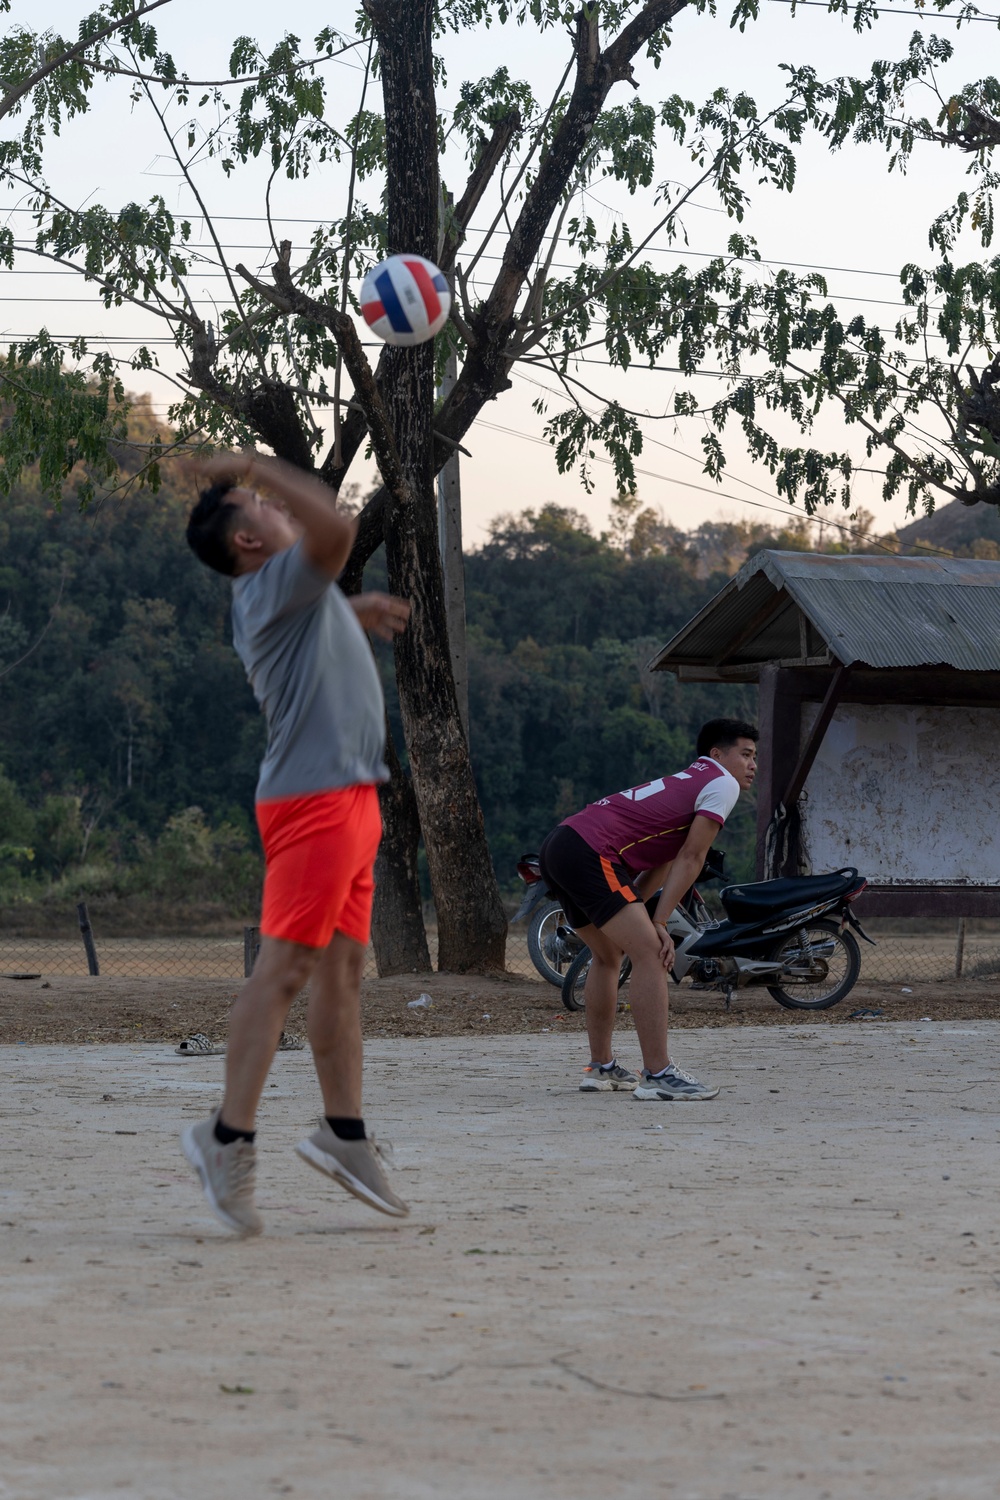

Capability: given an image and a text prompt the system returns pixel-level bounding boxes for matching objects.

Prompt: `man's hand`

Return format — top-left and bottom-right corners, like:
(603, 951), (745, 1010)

(183, 449), (355, 577)
(180, 451), (254, 485)
(350, 592), (411, 641)
(651, 919), (675, 971)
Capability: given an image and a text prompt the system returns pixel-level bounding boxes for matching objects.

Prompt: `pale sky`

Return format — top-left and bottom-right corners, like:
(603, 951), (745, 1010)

(6, 1), (995, 545)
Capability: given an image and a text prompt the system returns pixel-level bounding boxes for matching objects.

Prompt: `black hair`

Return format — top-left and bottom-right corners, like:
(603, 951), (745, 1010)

(696, 718), (759, 758)
(185, 481), (242, 576)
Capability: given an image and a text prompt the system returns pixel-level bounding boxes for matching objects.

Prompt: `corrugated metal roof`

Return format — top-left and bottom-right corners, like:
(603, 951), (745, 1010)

(651, 550), (1000, 673)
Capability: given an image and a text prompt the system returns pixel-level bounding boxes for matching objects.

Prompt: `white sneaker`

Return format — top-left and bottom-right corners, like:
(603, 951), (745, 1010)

(296, 1122), (409, 1218)
(632, 1064), (720, 1101)
(579, 1060), (638, 1092)
(182, 1112), (263, 1235)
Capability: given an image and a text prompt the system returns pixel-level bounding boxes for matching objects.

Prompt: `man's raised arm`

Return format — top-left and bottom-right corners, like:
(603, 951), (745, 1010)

(192, 450), (356, 578)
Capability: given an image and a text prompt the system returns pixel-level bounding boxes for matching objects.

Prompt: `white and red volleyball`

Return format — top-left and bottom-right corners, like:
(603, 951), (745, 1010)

(359, 254), (451, 347)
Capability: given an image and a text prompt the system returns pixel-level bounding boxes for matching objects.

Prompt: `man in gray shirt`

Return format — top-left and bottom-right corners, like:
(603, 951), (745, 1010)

(182, 451), (410, 1235)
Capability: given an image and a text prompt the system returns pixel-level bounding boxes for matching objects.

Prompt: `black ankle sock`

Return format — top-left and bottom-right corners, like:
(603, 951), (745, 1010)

(326, 1116), (366, 1142)
(214, 1117), (255, 1146)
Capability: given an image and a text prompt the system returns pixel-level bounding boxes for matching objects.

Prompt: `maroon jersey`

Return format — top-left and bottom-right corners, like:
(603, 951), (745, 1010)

(564, 757), (740, 873)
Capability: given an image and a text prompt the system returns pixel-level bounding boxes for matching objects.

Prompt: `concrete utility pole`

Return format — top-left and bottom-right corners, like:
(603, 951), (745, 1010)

(437, 349), (469, 738)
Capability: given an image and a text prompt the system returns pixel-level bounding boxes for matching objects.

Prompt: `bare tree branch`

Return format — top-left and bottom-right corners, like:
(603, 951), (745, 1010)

(438, 0), (689, 446)
(459, 55), (574, 286)
(237, 240), (417, 509)
(81, 40), (366, 91)
(136, 67), (270, 381)
(0, 0), (173, 121)
(783, 356), (967, 502)
(332, 37), (375, 471)
(6, 174), (198, 326)
(439, 108), (523, 276)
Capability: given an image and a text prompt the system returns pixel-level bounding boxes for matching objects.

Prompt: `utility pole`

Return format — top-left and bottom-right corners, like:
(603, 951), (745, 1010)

(437, 349), (469, 738)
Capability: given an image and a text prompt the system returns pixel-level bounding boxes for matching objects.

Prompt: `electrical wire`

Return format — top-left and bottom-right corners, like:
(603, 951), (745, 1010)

(1, 218), (945, 283)
(766, 0), (1000, 18)
(474, 413), (952, 556)
(0, 273), (943, 315)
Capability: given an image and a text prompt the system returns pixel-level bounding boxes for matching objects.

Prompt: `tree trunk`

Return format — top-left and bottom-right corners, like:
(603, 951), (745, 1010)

(437, 350), (469, 739)
(372, 718), (431, 975)
(338, 541), (430, 974)
(366, 0), (507, 972)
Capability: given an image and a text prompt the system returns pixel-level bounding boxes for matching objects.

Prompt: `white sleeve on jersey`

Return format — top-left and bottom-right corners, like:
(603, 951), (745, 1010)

(693, 770), (740, 826)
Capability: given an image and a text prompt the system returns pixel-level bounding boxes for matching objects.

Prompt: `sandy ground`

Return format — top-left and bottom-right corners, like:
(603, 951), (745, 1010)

(2, 969), (999, 1045)
(2, 1024), (999, 1500)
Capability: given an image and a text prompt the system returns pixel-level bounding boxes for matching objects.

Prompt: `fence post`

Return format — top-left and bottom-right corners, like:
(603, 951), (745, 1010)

(955, 917), (967, 980)
(243, 925), (260, 978)
(76, 901), (100, 976)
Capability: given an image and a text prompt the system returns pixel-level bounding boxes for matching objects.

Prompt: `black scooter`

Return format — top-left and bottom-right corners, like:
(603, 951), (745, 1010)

(560, 863), (874, 1014)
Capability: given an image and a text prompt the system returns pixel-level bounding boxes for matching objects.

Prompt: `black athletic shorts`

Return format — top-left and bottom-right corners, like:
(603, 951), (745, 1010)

(538, 824), (641, 931)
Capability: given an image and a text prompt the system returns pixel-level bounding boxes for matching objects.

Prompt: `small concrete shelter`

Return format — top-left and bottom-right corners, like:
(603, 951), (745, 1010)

(650, 550), (1000, 919)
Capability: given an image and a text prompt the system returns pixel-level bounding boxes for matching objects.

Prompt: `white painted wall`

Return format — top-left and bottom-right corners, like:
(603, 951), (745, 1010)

(798, 703), (1000, 884)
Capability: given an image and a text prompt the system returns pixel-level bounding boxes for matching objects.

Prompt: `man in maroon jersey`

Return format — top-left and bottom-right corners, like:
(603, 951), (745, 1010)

(539, 718), (758, 1101)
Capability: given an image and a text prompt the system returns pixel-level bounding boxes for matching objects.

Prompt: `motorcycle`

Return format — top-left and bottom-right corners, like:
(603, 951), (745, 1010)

(560, 863), (874, 1014)
(512, 854), (584, 987)
(513, 847), (724, 989)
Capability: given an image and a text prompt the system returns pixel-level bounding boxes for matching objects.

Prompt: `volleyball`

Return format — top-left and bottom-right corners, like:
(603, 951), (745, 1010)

(359, 254), (451, 347)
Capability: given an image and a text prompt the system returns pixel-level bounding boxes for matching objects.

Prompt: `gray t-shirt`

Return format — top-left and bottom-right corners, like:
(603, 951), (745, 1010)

(231, 540), (388, 800)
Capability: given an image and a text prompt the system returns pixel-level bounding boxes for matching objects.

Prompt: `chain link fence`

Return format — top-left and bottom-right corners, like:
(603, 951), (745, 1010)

(845, 917), (1000, 985)
(0, 904), (541, 982)
(1, 906), (999, 989)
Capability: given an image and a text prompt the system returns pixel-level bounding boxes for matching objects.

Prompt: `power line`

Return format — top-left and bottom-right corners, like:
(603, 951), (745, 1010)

(0, 331), (388, 352)
(0, 268), (931, 313)
(475, 413), (948, 556)
(0, 332), (757, 368)
(507, 363), (958, 554)
(43, 387), (953, 557)
(0, 328), (954, 373)
(62, 384), (928, 554)
(0, 297), (220, 305)
(766, 0), (1000, 18)
(0, 208), (348, 225)
(4, 224), (932, 284)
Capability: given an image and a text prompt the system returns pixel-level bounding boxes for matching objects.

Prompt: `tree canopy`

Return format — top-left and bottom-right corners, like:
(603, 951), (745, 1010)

(3, 0), (1000, 519)
(0, 445), (853, 916)
(6, 0), (1000, 966)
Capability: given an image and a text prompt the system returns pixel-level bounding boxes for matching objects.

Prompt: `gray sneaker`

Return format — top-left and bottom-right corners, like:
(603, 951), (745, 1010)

(632, 1063), (720, 1101)
(579, 1060), (638, 1092)
(181, 1112), (263, 1236)
(295, 1122), (410, 1218)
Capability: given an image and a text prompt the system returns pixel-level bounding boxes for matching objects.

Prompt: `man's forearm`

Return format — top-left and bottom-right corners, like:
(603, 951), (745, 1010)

(250, 454), (355, 573)
(635, 862), (672, 900)
(651, 854), (706, 927)
(250, 454), (355, 535)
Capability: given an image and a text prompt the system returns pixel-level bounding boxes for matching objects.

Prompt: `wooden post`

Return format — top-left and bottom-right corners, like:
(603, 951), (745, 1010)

(243, 926), (260, 978)
(76, 901), (99, 977)
(955, 917), (967, 979)
(755, 666), (802, 878)
(781, 663), (850, 811)
(437, 350), (469, 739)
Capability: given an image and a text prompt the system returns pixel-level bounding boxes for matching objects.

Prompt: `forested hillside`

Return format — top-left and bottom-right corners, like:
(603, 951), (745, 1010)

(459, 506), (760, 880)
(1, 432), (887, 927)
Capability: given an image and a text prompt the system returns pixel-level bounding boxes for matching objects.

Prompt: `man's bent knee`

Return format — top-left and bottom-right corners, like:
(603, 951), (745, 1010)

(317, 932), (367, 985)
(254, 937), (319, 997)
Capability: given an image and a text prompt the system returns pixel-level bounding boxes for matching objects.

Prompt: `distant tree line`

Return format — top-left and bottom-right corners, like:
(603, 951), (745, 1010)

(0, 437), (899, 928)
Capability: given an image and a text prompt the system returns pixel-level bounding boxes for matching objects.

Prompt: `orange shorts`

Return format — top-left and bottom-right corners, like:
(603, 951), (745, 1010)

(255, 784), (382, 949)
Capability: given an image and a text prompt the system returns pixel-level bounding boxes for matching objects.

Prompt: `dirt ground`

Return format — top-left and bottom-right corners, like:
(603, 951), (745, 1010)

(0, 967), (998, 1046)
(2, 1025), (999, 1500)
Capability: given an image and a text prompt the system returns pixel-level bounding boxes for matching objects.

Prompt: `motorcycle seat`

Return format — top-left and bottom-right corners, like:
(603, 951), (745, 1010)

(720, 868), (861, 923)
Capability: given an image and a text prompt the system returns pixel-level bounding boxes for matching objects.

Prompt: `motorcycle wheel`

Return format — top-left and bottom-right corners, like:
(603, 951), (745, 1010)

(561, 948), (633, 1013)
(526, 900), (584, 987)
(766, 918), (861, 1010)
